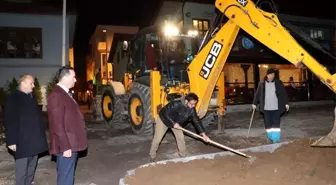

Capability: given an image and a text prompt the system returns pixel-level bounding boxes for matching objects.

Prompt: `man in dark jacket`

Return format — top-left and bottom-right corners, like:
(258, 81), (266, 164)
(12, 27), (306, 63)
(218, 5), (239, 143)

(149, 93), (210, 162)
(47, 66), (87, 185)
(252, 68), (289, 143)
(4, 74), (48, 185)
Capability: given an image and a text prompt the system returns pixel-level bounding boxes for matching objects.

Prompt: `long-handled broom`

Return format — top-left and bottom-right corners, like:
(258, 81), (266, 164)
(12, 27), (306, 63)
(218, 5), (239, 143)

(247, 108), (256, 138)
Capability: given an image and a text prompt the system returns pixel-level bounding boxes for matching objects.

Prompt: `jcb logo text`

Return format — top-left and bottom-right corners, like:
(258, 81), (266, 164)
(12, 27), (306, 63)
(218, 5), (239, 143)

(199, 41), (222, 79)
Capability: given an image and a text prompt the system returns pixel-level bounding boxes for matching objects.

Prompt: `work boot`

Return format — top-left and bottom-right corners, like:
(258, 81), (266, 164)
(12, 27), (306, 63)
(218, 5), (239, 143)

(266, 132), (274, 144)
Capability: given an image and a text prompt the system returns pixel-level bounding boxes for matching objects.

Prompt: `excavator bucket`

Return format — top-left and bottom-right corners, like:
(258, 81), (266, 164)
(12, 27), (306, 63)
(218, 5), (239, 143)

(311, 106), (336, 147)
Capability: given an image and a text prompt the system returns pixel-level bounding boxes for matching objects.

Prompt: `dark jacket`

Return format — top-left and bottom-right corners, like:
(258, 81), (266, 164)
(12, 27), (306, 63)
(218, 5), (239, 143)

(253, 78), (289, 114)
(159, 98), (205, 134)
(47, 85), (87, 155)
(4, 90), (48, 159)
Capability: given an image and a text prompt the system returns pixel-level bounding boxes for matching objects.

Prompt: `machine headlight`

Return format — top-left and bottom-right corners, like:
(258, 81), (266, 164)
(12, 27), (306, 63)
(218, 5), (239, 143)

(187, 30), (198, 37)
(164, 24), (179, 36)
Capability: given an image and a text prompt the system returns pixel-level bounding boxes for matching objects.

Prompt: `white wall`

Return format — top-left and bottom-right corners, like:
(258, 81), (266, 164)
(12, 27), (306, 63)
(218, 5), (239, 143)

(0, 13), (76, 109)
(155, 1), (183, 26)
(183, 2), (216, 29)
(90, 25), (139, 81)
(154, 1), (217, 27)
(0, 13), (76, 85)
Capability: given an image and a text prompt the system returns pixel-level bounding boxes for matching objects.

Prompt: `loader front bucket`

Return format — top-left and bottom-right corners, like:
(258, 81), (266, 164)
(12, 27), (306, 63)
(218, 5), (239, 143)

(311, 106), (336, 147)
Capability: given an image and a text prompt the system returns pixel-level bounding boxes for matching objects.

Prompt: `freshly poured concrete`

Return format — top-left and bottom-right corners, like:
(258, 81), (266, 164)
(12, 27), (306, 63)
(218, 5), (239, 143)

(119, 141), (290, 185)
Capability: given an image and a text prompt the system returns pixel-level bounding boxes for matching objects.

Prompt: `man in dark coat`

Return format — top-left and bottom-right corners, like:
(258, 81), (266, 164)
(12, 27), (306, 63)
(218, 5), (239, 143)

(47, 66), (87, 185)
(252, 68), (289, 143)
(4, 74), (48, 185)
(149, 93), (210, 162)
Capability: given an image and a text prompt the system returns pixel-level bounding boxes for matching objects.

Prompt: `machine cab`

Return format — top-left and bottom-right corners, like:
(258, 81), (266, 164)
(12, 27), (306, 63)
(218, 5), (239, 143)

(126, 24), (199, 85)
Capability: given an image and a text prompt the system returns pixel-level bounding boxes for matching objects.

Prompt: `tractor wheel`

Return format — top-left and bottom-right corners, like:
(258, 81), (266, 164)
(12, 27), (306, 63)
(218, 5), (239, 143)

(201, 111), (218, 128)
(128, 82), (154, 136)
(101, 86), (124, 125)
(185, 111), (217, 132)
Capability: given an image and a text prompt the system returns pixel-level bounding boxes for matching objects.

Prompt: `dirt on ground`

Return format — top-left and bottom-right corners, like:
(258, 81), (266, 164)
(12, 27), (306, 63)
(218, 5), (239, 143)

(124, 139), (336, 185)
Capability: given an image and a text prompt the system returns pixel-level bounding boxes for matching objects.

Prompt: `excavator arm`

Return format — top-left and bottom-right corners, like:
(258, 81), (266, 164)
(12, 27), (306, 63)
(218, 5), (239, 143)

(187, 0), (336, 146)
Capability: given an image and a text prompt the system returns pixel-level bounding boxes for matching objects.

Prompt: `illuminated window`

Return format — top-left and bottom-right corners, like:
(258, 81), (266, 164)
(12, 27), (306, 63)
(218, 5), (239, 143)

(192, 19), (210, 37)
(308, 28), (333, 50)
(301, 25), (332, 47)
(310, 29), (324, 40)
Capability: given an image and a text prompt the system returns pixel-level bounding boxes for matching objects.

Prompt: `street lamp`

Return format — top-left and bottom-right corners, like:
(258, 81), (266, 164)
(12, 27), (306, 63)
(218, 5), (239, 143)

(62, 0), (66, 66)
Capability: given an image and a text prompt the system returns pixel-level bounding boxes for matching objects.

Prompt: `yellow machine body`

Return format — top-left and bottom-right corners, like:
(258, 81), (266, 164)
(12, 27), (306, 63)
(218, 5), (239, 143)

(100, 0), (335, 146)
(147, 0), (335, 146)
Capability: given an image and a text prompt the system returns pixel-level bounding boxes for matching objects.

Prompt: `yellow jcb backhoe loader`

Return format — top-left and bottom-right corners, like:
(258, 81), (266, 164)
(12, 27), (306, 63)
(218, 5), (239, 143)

(98, 25), (221, 135)
(100, 0), (336, 147)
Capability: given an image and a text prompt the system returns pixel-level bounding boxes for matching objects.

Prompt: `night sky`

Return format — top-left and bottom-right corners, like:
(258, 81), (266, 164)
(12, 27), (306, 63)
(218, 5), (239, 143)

(73, 0), (163, 53)
(72, 0), (335, 56)
(71, 0), (163, 82)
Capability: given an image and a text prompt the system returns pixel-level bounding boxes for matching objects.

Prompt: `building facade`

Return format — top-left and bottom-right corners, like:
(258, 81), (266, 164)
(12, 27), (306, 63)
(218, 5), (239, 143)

(89, 25), (139, 85)
(155, 1), (336, 105)
(0, 1), (76, 110)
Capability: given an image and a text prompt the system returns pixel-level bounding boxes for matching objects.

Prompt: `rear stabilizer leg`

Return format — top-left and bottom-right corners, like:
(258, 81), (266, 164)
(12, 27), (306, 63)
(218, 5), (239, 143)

(311, 106), (336, 147)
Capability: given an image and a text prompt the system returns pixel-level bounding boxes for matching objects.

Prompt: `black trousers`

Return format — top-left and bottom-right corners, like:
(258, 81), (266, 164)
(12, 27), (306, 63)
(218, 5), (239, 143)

(263, 110), (281, 130)
(15, 155), (38, 185)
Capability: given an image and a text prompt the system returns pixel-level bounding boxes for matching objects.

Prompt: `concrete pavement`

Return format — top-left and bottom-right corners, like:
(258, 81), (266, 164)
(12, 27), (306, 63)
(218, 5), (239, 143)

(0, 104), (334, 185)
